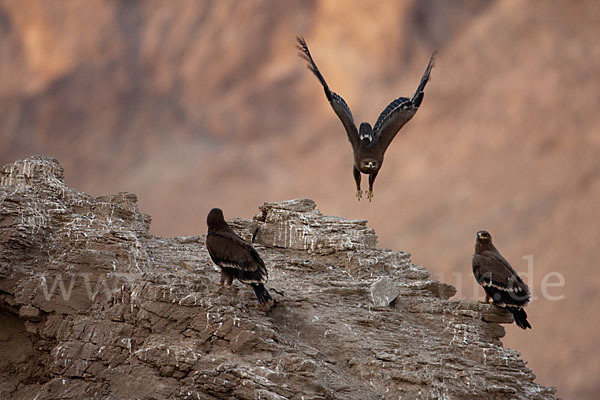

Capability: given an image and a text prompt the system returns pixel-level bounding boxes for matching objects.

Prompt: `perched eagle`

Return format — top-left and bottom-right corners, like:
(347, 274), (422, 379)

(472, 230), (531, 329)
(297, 36), (435, 201)
(206, 208), (272, 304)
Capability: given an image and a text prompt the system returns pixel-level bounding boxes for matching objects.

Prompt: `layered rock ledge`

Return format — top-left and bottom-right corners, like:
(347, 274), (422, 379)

(0, 156), (556, 399)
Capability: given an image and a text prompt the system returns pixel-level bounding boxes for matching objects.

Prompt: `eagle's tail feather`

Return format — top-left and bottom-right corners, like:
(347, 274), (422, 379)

(506, 306), (532, 330)
(411, 51), (437, 107)
(251, 283), (272, 304)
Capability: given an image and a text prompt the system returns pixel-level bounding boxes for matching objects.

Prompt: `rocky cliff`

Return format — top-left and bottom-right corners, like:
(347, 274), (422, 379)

(0, 156), (555, 399)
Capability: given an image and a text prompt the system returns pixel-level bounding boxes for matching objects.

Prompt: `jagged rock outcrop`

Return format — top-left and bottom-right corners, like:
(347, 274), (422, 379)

(0, 156), (556, 399)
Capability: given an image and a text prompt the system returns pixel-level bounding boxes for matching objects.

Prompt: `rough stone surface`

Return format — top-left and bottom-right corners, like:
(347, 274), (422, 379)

(370, 276), (402, 307)
(0, 156), (556, 399)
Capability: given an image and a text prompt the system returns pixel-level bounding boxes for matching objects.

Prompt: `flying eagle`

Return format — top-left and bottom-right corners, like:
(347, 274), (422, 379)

(206, 208), (272, 304)
(297, 36), (435, 201)
(472, 230), (532, 329)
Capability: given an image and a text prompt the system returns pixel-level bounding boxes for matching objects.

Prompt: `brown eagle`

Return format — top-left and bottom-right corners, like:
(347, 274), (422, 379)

(472, 230), (531, 329)
(206, 208), (272, 304)
(297, 36), (435, 201)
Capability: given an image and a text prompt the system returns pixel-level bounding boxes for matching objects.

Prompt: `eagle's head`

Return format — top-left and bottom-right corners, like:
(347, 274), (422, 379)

(359, 158), (380, 173)
(476, 230), (492, 243)
(207, 208), (226, 229)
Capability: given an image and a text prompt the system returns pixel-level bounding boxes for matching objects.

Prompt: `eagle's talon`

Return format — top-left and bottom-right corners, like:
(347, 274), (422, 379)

(355, 190), (363, 201)
(367, 190), (374, 202)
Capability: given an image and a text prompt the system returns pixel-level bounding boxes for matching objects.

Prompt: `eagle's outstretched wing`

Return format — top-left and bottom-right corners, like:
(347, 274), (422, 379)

(372, 52), (436, 152)
(297, 37), (359, 151)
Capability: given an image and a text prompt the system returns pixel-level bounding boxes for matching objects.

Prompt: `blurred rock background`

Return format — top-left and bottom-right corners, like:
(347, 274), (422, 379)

(0, 0), (598, 397)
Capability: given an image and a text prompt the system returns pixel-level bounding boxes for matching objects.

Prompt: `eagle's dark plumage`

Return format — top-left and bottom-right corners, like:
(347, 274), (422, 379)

(206, 208), (272, 304)
(297, 36), (435, 201)
(472, 230), (532, 329)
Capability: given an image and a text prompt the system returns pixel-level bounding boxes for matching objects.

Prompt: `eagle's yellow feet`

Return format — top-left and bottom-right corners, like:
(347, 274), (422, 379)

(367, 190), (374, 202)
(355, 189), (363, 201)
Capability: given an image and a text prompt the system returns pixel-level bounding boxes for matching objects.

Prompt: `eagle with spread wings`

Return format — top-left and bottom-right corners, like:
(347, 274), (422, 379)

(472, 230), (532, 329)
(206, 208), (272, 304)
(297, 37), (435, 201)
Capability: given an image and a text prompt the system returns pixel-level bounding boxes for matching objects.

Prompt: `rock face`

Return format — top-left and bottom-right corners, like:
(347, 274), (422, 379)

(0, 156), (555, 399)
